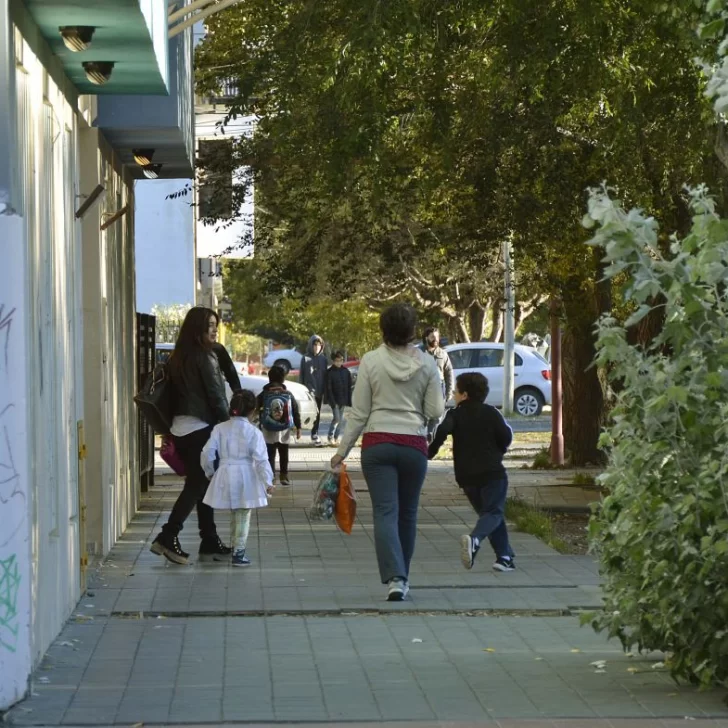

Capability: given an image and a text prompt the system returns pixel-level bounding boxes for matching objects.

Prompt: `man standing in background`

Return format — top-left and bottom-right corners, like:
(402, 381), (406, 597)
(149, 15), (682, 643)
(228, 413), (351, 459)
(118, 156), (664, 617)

(423, 326), (453, 440)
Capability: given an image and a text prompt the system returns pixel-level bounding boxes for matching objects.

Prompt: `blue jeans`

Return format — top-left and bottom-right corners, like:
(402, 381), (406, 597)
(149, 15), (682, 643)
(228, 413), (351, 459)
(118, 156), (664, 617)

(328, 404), (345, 440)
(361, 443), (428, 584)
(462, 478), (514, 560)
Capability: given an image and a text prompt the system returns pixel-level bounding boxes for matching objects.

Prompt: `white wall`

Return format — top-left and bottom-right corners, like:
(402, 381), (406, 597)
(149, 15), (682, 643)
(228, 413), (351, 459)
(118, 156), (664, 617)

(195, 113), (254, 259)
(0, 215), (32, 710)
(134, 179), (195, 313)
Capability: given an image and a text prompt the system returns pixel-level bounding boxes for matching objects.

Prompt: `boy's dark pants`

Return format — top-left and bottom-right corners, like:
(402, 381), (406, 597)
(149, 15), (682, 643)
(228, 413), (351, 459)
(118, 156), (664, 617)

(267, 443), (289, 476)
(461, 477), (514, 560)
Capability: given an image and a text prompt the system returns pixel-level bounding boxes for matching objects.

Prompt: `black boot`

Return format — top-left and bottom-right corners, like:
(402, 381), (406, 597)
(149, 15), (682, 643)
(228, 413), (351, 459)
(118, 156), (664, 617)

(199, 535), (232, 562)
(151, 533), (189, 565)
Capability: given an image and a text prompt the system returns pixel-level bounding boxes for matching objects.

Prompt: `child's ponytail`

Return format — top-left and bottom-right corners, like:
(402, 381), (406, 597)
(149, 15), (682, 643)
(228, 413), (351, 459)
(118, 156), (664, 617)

(229, 389), (257, 417)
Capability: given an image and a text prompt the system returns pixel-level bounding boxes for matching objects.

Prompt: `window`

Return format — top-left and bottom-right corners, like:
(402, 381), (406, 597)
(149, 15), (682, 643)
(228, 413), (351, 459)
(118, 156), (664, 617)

(198, 139), (234, 219)
(476, 348), (504, 368)
(448, 349), (475, 369)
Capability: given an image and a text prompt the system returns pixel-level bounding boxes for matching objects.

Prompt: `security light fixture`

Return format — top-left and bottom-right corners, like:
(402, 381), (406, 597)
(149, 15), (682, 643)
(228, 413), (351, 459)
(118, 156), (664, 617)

(132, 149), (155, 166)
(142, 164), (162, 180)
(82, 61), (114, 86)
(59, 26), (95, 52)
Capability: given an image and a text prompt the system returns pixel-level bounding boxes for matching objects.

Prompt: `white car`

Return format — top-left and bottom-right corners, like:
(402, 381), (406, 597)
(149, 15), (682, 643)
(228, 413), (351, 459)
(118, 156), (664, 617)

(225, 374), (319, 429)
(444, 342), (552, 416)
(263, 348), (303, 374)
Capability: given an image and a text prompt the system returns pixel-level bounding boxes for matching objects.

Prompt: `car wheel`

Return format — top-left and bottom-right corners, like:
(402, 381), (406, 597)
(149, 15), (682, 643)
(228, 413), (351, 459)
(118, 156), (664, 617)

(274, 359), (291, 375)
(514, 388), (544, 417)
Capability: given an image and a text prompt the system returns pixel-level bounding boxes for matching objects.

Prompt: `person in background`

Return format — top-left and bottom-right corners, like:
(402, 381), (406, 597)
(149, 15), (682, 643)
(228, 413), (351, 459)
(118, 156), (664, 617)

(150, 307), (232, 565)
(325, 351), (352, 446)
(299, 334), (328, 445)
(201, 390), (274, 567)
(422, 326), (453, 440)
(428, 372), (516, 572)
(257, 365), (301, 486)
(331, 303), (444, 601)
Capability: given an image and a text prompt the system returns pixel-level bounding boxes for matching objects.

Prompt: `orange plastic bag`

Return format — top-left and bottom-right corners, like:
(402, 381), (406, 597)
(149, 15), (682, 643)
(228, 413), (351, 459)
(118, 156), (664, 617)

(334, 463), (357, 534)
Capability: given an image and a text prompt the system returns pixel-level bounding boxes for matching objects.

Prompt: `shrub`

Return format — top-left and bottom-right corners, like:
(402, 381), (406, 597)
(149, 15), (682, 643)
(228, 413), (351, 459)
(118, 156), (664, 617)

(583, 185), (728, 689)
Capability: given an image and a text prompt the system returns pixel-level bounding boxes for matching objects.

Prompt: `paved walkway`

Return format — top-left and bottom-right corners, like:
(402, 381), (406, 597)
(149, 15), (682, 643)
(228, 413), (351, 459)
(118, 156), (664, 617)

(6, 458), (727, 726)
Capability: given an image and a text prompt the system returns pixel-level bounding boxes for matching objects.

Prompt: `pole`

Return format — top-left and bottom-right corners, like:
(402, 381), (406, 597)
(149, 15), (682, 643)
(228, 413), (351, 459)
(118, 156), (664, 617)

(550, 298), (564, 465)
(502, 238), (515, 414)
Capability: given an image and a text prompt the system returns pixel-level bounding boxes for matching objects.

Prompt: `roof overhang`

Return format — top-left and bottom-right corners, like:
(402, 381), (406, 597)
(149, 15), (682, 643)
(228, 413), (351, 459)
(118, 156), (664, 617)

(23, 0), (169, 94)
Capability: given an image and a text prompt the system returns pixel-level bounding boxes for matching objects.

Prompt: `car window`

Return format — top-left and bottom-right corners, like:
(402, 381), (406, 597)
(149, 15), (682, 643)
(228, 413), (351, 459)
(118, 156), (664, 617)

(515, 353), (523, 366)
(476, 348), (503, 367)
(448, 349), (475, 369)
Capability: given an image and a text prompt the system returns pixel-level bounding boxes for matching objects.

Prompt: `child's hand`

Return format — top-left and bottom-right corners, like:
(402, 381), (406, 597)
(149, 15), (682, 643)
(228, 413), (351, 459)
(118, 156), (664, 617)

(266, 484), (276, 496)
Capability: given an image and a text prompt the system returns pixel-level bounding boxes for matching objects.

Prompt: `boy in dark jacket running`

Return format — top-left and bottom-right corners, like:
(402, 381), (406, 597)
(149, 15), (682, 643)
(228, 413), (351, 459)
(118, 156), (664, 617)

(325, 351), (352, 446)
(428, 372), (515, 572)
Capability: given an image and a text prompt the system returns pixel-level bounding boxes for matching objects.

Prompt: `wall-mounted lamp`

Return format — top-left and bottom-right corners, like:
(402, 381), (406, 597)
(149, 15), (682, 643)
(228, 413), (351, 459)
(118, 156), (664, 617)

(82, 61), (114, 86)
(132, 149), (155, 166)
(142, 164), (162, 180)
(74, 184), (105, 219)
(59, 26), (95, 52)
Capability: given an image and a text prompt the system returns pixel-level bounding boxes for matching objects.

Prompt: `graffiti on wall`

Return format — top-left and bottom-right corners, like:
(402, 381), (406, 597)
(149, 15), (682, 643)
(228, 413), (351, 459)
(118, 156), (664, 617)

(0, 554), (20, 652)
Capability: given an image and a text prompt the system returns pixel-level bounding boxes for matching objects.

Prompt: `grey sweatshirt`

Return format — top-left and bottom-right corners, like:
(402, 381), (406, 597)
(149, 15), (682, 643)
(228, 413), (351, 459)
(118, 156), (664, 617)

(336, 344), (445, 458)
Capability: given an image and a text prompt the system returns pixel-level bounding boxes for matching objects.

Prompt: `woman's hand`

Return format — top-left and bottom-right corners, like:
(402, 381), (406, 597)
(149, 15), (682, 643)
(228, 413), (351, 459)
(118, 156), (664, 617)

(330, 454), (345, 471)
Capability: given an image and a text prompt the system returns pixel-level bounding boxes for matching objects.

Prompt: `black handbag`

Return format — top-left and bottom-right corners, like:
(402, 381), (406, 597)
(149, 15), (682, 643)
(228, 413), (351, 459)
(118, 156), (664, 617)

(134, 364), (175, 435)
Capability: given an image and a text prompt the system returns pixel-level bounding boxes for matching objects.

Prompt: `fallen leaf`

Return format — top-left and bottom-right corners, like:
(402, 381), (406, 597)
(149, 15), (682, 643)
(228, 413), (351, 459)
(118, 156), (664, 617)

(570, 649), (581, 653)
(483, 648), (496, 653)
(627, 667), (638, 673)
(534, 657), (544, 661)
(590, 660), (607, 668)
(651, 661), (665, 670)
(411, 638), (423, 643)
(595, 669), (607, 674)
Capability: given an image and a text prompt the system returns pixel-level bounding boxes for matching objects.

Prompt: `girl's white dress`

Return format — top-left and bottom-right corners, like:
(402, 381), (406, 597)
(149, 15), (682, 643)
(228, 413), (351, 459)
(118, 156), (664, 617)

(201, 418), (273, 510)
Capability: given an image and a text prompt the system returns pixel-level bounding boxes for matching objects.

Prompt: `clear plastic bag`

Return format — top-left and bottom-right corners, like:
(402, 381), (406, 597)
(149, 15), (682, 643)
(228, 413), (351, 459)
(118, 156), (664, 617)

(309, 470), (340, 521)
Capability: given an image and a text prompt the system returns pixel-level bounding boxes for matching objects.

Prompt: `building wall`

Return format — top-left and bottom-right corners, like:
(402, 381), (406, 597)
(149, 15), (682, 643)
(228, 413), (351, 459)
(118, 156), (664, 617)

(0, 5), (144, 708)
(81, 129), (140, 556)
(134, 179), (195, 313)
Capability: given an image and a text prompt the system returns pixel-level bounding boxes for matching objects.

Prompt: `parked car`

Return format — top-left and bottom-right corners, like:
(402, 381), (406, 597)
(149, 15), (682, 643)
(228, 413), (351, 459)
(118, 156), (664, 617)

(444, 342), (552, 416)
(263, 348), (302, 374)
(155, 342), (174, 365)
(225, 374), (319, 429)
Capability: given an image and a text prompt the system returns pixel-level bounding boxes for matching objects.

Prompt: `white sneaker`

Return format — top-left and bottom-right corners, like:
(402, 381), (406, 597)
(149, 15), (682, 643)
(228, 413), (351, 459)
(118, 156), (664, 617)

(460, 534), (478, 570)
(387, 578), (409, 601)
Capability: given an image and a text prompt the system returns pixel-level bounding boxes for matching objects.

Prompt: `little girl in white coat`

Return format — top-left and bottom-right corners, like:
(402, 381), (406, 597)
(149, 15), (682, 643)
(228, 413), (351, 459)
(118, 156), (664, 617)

(201, 390), (274, 566)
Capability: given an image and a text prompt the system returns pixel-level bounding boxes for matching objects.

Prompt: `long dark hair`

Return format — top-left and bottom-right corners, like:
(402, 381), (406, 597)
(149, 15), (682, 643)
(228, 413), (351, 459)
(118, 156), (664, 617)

(168, 306), (218, 377)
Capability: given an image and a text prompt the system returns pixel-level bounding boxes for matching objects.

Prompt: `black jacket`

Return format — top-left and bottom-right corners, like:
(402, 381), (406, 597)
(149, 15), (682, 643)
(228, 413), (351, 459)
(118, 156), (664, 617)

(256, 383), (302, 429)
(299, 335), (328, 397)
(428, 400), (513, 484)
(325, 365), (352, 407)
(213, 343), (242, 392)
(170, 348), (229, 425)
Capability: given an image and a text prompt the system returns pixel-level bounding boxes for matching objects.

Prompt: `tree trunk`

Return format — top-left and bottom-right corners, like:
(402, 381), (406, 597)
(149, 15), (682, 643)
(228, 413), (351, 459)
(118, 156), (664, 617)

(561, 254), (611, 466)
(468, 304), (487, 342)
(489, 302), (504, 342)
(562, 315), (607, 465)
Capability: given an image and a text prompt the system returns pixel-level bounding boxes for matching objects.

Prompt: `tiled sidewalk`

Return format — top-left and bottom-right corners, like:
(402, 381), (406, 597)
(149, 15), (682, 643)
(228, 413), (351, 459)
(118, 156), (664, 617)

(7, 473), (726, 726)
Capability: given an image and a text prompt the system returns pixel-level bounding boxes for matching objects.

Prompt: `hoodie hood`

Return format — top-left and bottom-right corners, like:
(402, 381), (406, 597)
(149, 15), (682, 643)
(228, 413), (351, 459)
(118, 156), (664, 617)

(305, 334), (325, 356)
(378, 344), (428, 382)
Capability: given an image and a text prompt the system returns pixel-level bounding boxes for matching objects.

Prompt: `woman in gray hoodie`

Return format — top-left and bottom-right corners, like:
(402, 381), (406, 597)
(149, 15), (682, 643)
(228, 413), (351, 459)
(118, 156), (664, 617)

(331, 303), (444, 601)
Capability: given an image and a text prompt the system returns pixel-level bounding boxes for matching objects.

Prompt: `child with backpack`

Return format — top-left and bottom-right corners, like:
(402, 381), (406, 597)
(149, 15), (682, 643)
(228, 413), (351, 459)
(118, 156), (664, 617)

(428, 372), (516, 572)
(257, 365), (302, 486)
(201, 390), (274, 567)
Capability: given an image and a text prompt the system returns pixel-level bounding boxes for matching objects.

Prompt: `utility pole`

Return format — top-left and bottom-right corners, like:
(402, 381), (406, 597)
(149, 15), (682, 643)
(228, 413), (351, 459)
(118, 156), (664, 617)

(550, 298), (564, 465)
(502, 238), (515, 414)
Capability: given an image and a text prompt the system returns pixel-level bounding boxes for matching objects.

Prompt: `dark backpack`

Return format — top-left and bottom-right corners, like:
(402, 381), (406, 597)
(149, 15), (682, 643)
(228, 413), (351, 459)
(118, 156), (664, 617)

(133, 364), (175, 435)
(260, 387), (294, 432)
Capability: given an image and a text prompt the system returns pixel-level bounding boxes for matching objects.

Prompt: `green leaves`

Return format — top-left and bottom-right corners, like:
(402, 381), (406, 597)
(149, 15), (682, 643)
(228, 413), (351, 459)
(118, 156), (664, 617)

(587, 186), (728, 690)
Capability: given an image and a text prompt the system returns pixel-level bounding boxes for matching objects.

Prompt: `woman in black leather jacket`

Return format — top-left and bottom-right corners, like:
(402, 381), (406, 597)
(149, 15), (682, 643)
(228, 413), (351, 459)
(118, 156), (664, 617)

(151, 307), (235, 564)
